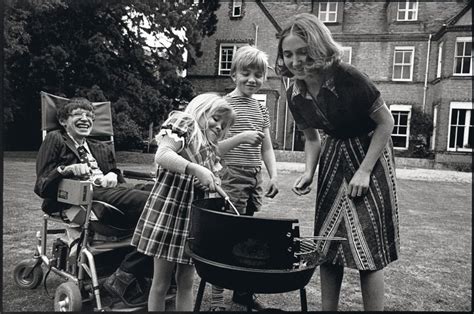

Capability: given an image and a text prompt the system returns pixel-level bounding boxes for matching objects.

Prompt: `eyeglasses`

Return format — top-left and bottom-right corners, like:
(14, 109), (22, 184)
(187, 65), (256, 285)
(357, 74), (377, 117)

(70, 111), (95, 120)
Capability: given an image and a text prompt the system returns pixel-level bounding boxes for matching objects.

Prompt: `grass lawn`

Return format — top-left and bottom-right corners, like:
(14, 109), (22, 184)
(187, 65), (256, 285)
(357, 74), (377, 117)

(2, 152), (472, 312)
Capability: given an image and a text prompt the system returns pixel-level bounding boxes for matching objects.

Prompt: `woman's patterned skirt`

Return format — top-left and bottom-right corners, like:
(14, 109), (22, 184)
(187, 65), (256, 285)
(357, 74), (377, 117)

(314, 133), (400, 270)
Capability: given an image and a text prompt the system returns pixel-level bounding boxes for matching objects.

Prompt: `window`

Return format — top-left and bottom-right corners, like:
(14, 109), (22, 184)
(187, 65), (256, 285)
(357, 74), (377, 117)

(232, 0), (242, 17)
(397, 0), (418, 21)
(341, 47), (352, 64)
(252, 94), (267, 107)
(318, 2), (338, 23)
(390, 105), (412, 149)
(436, 42), (443, 78)
(392, 47), (414, 81)
(219, 44), (246, 76)
(448, 102), (473, 152)
(453, 37), (472, 76)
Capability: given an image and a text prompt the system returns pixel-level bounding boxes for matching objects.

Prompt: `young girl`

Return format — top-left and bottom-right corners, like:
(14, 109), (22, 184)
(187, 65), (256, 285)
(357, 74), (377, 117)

(131, 93), (236, 311)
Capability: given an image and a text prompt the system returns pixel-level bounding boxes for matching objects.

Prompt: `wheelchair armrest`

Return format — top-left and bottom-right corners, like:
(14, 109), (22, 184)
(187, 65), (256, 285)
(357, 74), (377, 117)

(123, 170), (155, 181)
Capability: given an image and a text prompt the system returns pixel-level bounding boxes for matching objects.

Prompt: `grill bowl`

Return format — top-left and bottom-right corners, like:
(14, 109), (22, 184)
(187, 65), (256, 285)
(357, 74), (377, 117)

(186, 244), (317, 293)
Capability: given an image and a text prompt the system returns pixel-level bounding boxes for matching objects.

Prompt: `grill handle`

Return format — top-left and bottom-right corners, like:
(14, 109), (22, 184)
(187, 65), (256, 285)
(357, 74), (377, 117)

(215, 185), (240, 216)
(294, 236), (347, 242)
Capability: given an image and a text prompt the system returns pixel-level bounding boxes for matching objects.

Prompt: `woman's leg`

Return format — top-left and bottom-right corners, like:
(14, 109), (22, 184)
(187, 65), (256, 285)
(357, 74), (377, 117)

(320, 264), (344, 311)
(175, 263), (196, 311)
(148, 258), (174, 311)
(360, 269), (384, 311)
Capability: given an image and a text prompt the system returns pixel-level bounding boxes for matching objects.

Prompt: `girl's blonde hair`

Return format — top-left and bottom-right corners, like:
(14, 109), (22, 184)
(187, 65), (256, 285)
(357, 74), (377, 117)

(230, 45), (269, 79)
(275, 13), (343, 77)
(184, 93), (236, 151)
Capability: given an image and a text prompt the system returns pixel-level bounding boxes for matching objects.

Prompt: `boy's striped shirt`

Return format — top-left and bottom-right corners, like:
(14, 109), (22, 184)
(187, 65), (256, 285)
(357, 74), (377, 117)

(223, 95), (270, 167)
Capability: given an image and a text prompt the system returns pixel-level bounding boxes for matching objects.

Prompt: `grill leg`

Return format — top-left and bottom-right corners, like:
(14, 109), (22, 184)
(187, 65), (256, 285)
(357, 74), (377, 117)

(193, 279), (206, 312)
(300, 288), (308, 312)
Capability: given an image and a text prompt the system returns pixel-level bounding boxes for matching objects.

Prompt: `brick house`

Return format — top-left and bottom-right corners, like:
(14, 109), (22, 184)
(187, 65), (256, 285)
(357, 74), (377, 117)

(187, 0), (472, 167)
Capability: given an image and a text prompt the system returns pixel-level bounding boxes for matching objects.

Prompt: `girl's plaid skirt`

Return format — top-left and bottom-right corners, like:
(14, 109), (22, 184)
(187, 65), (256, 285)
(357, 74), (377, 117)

(131, 167), (195, 265)
(314, 133), (400, 271)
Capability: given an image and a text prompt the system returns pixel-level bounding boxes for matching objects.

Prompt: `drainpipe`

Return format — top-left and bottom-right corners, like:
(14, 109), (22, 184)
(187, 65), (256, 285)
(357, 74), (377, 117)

(422, 34), (432, 113)
(253, 23), (259, 48)
(282, 78), (290, 150)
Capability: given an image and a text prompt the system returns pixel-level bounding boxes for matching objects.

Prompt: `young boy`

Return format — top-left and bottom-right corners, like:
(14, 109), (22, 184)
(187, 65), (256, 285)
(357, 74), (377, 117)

(212, 45), (279, 311)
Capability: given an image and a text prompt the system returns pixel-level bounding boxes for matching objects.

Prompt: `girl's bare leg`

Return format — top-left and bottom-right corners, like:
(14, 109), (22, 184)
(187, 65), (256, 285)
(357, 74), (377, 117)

(175, 264), (196, 311)
(320, 264), (344, 311)
(148, 259), (174, 311)
(360, 269), (384, 311)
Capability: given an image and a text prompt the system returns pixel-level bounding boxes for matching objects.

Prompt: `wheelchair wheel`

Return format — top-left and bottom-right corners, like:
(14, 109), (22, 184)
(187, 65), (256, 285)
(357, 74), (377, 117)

(54, 282), (83, 312)
(13, 259), (44, 289)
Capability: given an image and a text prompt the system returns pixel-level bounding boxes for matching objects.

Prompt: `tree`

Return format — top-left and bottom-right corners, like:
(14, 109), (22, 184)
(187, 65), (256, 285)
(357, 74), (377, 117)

(4, 0), (220, 150)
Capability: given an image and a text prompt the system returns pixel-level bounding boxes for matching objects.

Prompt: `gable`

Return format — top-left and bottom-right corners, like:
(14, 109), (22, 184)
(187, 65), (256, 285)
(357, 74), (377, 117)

(454, 8), (472, 26)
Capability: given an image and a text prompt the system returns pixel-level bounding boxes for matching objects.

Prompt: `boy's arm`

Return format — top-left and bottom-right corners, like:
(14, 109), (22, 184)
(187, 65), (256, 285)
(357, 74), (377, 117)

(217, 130), (264, 156)
(261, 127), (279, 198)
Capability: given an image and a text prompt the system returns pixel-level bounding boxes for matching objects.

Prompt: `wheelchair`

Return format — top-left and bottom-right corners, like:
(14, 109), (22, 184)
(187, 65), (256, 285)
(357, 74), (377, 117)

(12, 92), (163, 311)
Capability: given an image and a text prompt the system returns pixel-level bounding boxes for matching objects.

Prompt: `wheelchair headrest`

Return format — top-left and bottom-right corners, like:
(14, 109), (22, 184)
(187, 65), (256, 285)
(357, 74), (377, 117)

(41, 91), (114, 137)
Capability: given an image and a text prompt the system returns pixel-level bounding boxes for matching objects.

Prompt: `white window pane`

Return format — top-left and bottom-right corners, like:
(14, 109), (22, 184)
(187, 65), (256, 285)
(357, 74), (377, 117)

(329, 13), (336, 22)
(399, 2), (406, 10)
(329, 2), (337, 11)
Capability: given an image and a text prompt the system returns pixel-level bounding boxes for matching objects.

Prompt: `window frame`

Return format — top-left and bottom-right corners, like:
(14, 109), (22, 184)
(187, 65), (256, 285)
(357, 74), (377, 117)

(318, 2), (338, 23)
(397, 0), (418, 21)
(232, 0), (243, 18)
(218, 43), (247, 76)
(390, 104), (412, 150)
(252, 94), (267, 107)
(436, 41), (443, 78)
(392, 46), (415, 81)
(447, 102), (473, 152)
(341, 46), (352, 64)
(453, 37), (473, 76)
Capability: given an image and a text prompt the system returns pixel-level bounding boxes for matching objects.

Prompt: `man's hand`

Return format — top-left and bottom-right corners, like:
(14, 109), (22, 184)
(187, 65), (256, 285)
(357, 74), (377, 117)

(98, 172), (118, 188)
(59, 163), (91, 177)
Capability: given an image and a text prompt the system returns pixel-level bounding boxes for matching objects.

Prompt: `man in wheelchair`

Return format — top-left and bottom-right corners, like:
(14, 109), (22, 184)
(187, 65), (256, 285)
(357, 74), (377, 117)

(34, 97), (163, 306)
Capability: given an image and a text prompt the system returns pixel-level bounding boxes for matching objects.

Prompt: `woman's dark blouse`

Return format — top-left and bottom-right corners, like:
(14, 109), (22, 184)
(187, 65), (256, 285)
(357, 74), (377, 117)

(287, 62), (385, 139)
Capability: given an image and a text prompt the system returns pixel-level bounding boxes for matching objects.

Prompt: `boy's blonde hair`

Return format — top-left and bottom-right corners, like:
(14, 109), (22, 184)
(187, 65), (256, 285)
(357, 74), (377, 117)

(230, 45), (269, 79)
(184, 93), (236, 151)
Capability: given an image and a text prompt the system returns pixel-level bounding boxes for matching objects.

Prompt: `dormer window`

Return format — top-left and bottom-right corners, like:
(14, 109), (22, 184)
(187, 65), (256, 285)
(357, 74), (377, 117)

(397, 1), (418, 21)
(232, 0), (242, 17)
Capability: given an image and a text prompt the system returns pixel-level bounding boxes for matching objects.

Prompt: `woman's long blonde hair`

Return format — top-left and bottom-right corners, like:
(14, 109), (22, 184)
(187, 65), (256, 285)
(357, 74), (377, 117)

(184, 93), (236, 151)
(275, 13), (343, 77)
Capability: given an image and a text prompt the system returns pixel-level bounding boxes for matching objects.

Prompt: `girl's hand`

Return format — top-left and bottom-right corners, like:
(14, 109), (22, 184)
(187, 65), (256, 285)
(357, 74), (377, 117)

(292, 174), (313, 196)
(193, 165), (218, 192)
(347, 168), (371, 198)
(239, 131), (264, 146)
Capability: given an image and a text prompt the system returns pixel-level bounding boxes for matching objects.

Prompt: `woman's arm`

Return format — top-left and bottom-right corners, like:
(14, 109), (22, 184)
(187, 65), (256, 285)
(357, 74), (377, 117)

(293, 128), (321, 195)
(261, 127), (278, 197)
(348, 104), (394, 197)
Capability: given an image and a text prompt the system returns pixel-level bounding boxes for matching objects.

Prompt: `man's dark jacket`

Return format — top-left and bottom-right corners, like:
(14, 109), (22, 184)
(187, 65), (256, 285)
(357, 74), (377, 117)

(34, 129), (123, 214)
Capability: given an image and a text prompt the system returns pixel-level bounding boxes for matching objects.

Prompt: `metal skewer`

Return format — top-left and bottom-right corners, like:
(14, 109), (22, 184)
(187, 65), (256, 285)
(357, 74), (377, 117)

(215, 185), (240, 216)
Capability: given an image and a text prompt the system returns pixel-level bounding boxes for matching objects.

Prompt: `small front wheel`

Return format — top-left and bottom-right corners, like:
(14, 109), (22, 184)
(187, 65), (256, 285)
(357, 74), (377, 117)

(54, 282), (83, 312)
(13, 259), (43, 289)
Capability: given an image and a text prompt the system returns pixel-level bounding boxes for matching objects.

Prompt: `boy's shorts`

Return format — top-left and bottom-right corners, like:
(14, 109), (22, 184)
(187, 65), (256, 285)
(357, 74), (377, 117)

(219, 165), (263, 216)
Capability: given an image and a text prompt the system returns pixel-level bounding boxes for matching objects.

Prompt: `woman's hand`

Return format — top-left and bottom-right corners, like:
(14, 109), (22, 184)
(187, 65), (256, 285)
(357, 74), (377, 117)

(347, 168), (371, 198)
(292, 173), (313, 196)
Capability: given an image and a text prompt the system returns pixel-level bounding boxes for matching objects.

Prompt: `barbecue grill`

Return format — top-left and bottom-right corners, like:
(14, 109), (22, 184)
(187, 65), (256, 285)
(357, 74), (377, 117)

(187, 197), (345, 311)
